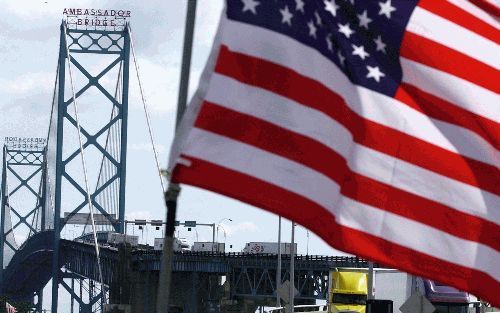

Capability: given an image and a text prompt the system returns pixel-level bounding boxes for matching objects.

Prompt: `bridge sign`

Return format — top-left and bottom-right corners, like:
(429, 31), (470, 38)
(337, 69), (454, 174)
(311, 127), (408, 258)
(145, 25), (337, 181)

(4, 136), (46, 150)
(63, 8), (131, 30)
(400, 292), (435, 313)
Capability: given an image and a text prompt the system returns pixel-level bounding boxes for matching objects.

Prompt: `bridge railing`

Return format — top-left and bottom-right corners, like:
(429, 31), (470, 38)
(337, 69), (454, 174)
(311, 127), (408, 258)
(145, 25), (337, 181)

(132, 249), (370, 263)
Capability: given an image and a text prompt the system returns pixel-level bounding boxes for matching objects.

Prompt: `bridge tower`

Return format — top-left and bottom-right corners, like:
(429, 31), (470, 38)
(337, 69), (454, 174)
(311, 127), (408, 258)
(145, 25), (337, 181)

(49, 15), (131, 313)
(0, 138), (48, 308)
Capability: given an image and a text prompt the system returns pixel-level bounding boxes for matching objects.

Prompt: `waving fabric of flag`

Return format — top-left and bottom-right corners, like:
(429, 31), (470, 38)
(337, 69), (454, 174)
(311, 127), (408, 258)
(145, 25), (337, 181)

(169, 0), (500, 303)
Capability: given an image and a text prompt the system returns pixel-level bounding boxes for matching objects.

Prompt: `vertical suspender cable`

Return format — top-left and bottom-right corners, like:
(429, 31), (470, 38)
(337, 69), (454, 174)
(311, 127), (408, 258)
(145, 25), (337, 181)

(62, 22), (106, 303)
(93, 61), (123, 231)
(45, 63), (60, 231)
(46, 62), (60, 142)
(113, 69), (123, 220)
(3, 157), (10, 247)
(3, 156), (18, 248)
(28, 173), (44, 237)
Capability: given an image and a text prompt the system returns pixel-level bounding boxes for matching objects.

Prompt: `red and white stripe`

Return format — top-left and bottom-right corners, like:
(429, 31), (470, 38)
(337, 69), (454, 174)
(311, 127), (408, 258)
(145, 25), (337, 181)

(6, 302), (17, 313)
(170, 0), (500, 303)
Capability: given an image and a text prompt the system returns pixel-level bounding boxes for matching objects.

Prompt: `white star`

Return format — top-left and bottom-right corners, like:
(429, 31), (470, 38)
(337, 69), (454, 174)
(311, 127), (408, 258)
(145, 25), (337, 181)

(315, 11), (322, 25)
(326, 35), (334, 51)
(241, 0), (260, 15)
(366, 65), (385, 82)
(308, 20), (317, 38)
(374, 35), (387, 53)
(338, 23), (355, 38)
(295, 0), (305, 13)
(280, 6), (293, 26)
(352, 44), (370, 60)
(324, 0), (339, 17)
(379, 0), (396, 19)
(338, 51), (346, 66)
(357, 10), (372, 29)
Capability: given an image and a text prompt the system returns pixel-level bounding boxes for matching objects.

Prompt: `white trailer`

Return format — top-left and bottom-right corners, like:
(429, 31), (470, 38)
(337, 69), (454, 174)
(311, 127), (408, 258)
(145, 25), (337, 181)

(107, 233), (139, 247)
(191, 242), (225, 253)
(373, 269), (414, 313)
(374, 271), (477, 313)
(154, 238), (186, 252)
(243, 242), (297, 254)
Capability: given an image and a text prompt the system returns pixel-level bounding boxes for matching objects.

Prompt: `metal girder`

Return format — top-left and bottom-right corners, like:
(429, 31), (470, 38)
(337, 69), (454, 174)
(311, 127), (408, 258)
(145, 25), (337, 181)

(50, 22), (131, 313)
(1, 145), (47, 293)
(60, 270), (106, 313)
(230, 267), (329, 301)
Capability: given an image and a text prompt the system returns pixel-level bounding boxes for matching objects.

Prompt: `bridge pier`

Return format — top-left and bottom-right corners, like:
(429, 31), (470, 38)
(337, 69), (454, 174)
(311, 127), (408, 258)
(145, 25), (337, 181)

(124, 271), (202, 313)
(112, 269), (265, 313)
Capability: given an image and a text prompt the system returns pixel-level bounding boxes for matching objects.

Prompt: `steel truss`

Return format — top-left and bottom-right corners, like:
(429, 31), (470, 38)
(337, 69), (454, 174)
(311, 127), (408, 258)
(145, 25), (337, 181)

(61, 270), (107, 313)
(0, 145), (47, 307)
(51, 22), (130, 313)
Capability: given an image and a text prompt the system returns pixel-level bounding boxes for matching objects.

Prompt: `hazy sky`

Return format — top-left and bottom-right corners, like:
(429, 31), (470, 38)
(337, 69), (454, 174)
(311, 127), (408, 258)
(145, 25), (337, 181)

(0, 0), (346, 309)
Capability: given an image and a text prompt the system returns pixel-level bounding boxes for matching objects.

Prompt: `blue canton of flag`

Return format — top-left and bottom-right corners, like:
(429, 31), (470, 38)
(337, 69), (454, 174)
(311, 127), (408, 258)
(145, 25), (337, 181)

(229, 0), (418, 96)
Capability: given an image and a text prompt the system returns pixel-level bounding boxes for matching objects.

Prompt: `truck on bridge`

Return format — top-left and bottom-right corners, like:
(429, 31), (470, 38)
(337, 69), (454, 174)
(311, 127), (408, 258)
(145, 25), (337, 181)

(154, 237), (190, 252)
(243, 242), (297, 254)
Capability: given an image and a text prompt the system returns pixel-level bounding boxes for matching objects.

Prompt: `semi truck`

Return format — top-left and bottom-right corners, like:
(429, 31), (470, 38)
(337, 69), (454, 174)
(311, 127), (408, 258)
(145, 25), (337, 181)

(243, 242), (297, 254)
(327, 270), (477, 313)
(106, 232), (139, 247)
(191, 241), (225, 253)
(154, 238), (190, 251)
(328, 271), (368, 313)
(414, 278), (477, 313)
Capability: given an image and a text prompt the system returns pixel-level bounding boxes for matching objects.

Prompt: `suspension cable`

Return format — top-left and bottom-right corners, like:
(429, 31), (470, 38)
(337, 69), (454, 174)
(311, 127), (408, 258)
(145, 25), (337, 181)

(46, 62), (60, 142)
(94, 61), (123, 232)
(43, 62), (60, 231)
(112, 71), (122, 219)
(28, 172), (44, 237)
(62, 23), (106, 301)
(3, 154), (18, 248)
(127, 24), (166, 193)
(46, 174), (55, 229)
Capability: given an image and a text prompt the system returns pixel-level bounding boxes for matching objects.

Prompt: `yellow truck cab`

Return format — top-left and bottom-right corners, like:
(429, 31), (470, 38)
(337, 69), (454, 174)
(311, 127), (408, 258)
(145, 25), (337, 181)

(328, 271), (368, 313)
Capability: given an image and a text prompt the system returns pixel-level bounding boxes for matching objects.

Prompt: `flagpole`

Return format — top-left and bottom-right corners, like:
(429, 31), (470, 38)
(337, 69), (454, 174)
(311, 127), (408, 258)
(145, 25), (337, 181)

(289, 222), (295, 313)
(277, 216), (282, 308)
(156, 1), (197, 312)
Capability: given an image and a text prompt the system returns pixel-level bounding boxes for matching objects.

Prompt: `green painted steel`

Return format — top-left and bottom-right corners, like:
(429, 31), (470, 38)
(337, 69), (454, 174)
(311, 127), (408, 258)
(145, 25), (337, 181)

(50, 22), (131, 313)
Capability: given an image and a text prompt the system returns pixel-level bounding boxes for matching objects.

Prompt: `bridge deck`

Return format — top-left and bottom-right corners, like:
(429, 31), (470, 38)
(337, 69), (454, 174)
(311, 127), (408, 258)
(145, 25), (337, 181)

(3, 231), (374, 302)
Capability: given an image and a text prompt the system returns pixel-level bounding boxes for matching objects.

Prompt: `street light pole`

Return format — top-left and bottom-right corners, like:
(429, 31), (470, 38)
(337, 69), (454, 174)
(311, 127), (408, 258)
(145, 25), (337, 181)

(218, 224), (228, 243)
(212, 223), (215, 247)
(216, 218), (232, 243)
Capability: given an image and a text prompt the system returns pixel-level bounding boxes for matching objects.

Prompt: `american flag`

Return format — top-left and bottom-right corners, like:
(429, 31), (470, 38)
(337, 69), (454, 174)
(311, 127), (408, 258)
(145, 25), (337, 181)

(169, 0), (499, 303)
(6, 302), (17, 313)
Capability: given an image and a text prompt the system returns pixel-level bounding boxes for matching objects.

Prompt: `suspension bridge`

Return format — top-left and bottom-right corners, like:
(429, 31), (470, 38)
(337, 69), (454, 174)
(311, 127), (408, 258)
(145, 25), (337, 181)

(0, 14), (375, 313)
